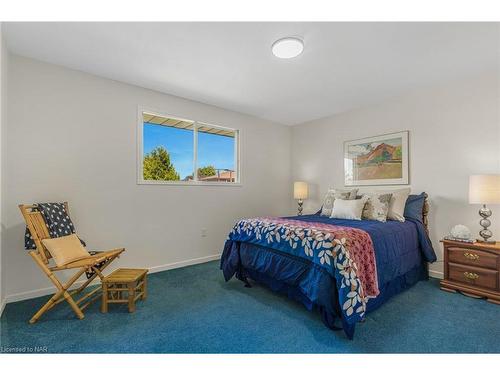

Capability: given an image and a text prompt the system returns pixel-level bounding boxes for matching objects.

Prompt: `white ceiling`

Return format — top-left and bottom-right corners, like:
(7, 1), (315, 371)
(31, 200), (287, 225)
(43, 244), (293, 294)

(4, 22), (499, 125)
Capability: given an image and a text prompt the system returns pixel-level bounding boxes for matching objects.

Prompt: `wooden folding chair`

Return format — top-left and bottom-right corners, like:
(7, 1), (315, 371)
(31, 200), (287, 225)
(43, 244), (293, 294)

(19, 203), (125, 323)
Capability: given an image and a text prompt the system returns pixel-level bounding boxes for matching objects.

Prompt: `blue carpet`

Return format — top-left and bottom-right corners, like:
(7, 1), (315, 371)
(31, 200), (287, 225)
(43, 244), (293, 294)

(1, 260), (499, 353)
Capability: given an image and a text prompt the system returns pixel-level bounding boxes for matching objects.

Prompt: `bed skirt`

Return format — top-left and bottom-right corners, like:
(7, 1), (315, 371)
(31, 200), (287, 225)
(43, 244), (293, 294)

(221, 241), (428, 339)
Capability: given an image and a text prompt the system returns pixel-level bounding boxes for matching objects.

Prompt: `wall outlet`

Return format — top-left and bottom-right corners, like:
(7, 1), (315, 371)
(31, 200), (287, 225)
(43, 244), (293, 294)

(201, 228), (208, 237)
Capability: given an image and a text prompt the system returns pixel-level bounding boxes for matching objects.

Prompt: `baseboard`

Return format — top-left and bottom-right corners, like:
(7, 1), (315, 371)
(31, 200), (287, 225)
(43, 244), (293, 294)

(4, 253), (221, 304)
(0, 298), (6, 318)
(429, 269), (444, 279)
(148, 253), (221, 274)
(5, 276), (102, 304)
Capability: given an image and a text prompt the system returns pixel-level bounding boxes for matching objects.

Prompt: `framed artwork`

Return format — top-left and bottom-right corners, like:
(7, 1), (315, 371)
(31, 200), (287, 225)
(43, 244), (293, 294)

(344, 131), (409, 186)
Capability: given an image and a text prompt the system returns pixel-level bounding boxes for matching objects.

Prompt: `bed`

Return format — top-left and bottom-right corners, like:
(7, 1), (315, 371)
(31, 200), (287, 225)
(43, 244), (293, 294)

(220, 193), (437, 339)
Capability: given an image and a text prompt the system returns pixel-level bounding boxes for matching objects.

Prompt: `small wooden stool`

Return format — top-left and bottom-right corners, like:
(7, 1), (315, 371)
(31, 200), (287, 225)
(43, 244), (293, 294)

(101, 268), (148, 313)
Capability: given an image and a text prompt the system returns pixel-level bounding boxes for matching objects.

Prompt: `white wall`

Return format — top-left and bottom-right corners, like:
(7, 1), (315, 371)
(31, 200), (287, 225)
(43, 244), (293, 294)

(3, 55), (292, 301)
(291, 73), (500, 278)
(0, 24), (7, 313)
(3, 55), (498, 302)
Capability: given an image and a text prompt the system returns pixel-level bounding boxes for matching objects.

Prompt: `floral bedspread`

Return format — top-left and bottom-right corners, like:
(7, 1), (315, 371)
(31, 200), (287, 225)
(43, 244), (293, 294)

(227, 217), (380, 325)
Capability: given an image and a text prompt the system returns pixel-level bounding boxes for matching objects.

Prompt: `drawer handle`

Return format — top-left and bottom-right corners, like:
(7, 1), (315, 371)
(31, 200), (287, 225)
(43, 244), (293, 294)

(463, 252), (479, 260)
(463, 272), (479, 280)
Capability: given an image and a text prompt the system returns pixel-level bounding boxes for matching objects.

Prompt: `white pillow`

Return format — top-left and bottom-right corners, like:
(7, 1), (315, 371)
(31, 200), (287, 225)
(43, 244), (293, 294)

(382, 188), (411, 222)
(330, 197), (369, 220)
(320, 188), (359, 216)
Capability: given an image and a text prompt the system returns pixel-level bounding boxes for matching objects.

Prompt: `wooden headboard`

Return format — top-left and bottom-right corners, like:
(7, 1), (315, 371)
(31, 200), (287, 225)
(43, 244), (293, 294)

(422, 193), (429, 234)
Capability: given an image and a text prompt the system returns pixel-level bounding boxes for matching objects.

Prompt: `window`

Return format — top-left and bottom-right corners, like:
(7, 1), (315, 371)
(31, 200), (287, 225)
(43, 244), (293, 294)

(139, 110), (240, 184)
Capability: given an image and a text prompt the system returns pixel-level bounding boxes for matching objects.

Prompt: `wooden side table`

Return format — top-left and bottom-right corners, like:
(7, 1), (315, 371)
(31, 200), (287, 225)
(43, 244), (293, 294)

(101, 268), (148, 313)
(440, 240), (500, 304)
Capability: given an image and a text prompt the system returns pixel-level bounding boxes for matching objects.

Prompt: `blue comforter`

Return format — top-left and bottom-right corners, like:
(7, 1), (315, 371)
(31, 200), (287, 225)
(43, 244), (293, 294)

(291, 215), (436, 281)
(221, 214), (436, 338)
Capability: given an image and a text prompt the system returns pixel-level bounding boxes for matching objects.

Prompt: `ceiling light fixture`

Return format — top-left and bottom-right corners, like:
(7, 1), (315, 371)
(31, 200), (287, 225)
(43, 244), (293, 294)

(271, 37), (304, 59)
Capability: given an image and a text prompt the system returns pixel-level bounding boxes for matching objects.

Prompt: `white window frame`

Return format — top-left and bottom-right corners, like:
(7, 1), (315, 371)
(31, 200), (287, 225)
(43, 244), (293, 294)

(137, 106), (242, 186)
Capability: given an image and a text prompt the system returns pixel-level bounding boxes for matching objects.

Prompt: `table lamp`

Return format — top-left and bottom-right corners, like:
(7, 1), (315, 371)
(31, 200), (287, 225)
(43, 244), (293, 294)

(469, 174), (500, 243)
(294, 181), (308, 216)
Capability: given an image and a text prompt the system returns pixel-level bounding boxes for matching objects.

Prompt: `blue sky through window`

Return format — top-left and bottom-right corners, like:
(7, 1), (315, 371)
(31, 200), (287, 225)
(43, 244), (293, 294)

(143, 122), (235, 179)
(197, 130), (235, 174)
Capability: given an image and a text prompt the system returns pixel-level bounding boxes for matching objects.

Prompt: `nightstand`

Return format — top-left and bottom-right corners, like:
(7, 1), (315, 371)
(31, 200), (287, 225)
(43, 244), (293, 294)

(440, 240), (500, 304)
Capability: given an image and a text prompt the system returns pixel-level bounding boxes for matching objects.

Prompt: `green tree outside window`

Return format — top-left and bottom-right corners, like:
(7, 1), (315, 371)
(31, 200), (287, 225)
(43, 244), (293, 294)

(143, 146), (180, 181)
(197, 165), (216, 179)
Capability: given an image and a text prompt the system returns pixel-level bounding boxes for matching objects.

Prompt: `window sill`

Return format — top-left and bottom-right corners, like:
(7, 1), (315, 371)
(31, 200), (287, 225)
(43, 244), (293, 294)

(137, 180), (243, 187)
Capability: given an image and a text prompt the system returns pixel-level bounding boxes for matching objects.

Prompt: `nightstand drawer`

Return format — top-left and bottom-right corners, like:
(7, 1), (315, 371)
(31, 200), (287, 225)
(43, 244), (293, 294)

(448, 263), (498, 290)
(448, 247), (498, 270)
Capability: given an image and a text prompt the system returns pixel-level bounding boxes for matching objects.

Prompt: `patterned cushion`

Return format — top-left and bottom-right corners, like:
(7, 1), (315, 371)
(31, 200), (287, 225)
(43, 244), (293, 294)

(361, 193), (393, 222)
(361, 188), (411, 222)
(320, 188), (359, 216)
(25, 202), (81, 250)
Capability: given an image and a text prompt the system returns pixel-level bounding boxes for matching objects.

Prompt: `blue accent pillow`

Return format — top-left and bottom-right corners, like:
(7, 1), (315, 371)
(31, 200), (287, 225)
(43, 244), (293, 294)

(404, 192), (427, 222)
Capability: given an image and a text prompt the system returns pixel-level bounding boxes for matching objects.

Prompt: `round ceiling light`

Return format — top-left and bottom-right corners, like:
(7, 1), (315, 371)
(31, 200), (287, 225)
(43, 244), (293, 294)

(271, 37), (304, 59)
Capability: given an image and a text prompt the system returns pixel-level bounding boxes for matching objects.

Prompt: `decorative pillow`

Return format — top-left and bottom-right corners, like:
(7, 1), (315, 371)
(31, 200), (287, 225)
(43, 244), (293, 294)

(24, 202), (84, 250)
(361, 193), (393, 222)
(330, 197), (368, 220)
(404, 193), (427, 223)
(379, 188), (411, 222)
(320, 188), (359, 216)
(42, 234), (90, 267)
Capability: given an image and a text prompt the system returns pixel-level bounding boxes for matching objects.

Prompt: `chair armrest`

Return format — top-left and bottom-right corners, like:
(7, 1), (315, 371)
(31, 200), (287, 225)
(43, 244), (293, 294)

(51, 248), (125, 270)
(94, 248), (125, 262)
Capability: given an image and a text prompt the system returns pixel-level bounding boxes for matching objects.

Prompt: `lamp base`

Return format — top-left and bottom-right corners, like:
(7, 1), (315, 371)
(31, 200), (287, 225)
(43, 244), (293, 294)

(297, 199), (303, 216)
(477, 204), (494, 243)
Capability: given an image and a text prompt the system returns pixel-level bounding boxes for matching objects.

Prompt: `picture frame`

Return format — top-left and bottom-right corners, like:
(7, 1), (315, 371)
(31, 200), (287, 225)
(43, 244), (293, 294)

(344, 131), (409, 186)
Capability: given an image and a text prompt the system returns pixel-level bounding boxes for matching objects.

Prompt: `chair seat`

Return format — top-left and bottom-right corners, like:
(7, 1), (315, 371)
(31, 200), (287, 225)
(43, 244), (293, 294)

(50, 248), (125, 270)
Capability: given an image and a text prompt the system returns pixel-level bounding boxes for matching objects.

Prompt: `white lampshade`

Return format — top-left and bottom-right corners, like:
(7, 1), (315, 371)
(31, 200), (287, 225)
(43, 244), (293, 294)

(294, 181), (308, 200)
(469, 174), (500, 204)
